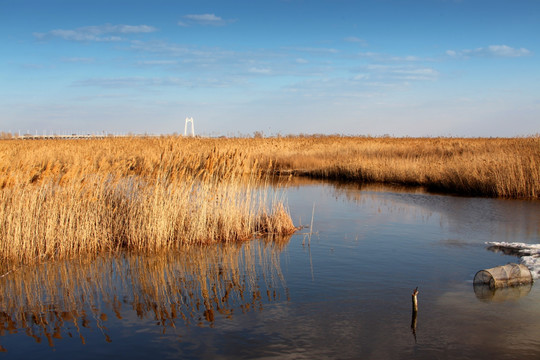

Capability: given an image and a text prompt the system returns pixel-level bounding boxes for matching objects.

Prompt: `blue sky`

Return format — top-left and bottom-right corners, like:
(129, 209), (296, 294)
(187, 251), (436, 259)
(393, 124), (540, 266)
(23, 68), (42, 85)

(1, 0), (539, 136)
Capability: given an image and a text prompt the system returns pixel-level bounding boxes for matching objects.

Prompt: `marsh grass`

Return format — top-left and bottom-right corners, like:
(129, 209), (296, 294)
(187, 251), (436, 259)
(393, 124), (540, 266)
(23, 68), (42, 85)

(0, 135), (537, 267)
(0, 137), (296, 268)
(246, 136), (539, 199)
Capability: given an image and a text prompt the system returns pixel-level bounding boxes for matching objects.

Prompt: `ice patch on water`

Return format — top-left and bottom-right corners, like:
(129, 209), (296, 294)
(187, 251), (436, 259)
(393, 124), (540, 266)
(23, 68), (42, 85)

(487, 242), (540, 280)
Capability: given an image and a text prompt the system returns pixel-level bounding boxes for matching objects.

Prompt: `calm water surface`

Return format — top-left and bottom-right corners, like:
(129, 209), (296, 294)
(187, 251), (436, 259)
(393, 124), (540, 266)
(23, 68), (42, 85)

(1, 180), (539, 359)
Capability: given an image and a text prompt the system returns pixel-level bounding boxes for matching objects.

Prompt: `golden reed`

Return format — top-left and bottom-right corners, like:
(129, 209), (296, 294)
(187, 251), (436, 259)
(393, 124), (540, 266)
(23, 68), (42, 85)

(0, 135), (537, 267)
(0, 137), (296, 267)
(234, 135), (539, 199)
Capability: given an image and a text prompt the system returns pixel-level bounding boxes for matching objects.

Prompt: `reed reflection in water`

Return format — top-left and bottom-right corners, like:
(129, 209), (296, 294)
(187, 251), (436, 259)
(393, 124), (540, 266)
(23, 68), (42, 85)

(0, 236), (291, 351)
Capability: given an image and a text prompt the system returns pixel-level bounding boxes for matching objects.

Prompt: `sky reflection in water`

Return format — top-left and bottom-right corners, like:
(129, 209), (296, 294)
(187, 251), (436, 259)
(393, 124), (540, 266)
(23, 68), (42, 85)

(1, 180), (539, 359)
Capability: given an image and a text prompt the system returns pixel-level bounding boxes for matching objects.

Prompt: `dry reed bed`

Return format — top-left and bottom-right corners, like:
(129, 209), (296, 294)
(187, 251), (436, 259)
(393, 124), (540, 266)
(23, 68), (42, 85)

(0, 137), (296, 267)
(225, 136), (539, 199)
(0, 136), (537, 266)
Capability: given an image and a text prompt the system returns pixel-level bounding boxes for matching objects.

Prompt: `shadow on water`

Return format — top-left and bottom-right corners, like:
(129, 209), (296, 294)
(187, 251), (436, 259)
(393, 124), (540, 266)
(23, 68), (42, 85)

(0, 235), (291, 351)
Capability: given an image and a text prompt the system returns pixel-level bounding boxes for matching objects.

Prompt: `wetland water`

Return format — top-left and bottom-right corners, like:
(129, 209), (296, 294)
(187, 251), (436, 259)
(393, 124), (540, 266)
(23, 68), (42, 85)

(1, 180), (539, 359)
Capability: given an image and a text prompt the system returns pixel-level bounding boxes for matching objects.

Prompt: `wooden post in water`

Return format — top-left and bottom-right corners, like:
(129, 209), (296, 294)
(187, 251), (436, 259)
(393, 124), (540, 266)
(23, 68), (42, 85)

(411, 287), (419, 342)
(412, 287), (418, 312)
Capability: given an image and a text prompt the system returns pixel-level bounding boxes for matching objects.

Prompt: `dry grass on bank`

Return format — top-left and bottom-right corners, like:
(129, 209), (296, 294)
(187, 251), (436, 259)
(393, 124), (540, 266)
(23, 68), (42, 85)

(226, 136), (539, 199)
(281, 136), (539, 199)
(0, 137), (296, 267)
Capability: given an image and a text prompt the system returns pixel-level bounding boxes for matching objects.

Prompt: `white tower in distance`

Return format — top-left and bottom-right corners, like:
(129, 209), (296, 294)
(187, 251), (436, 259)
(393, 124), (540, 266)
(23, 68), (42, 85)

(184, 117), (195, 137)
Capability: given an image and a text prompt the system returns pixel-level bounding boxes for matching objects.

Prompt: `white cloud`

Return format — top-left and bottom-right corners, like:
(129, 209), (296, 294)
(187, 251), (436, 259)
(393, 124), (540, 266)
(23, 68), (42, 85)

(353, 74), (369, 80)
(447, 45), (531, 58)
(485, 45), (531, 57)
(34, 24), (157, 42)
(392, 68), (439, 80)
(360, 64), (439, 82)
(390, 55), (422, 62)
(129, 40), (238, 66)
(61, 57), (95, 63)
(128, 40), (324, 79)
(115, 25), (156, 34)
(357, 51), (379, 59)
(356, 52), (424, 62)
(185, 14), (222, 22)
(72, 76), (243, 89)
(21, 63), (46, 69)
(179, 13), (232, 26)
(72, 77), (194, 89)
(137, 60), (178, 66)
(130, 40), (194, 56)
(344, 36), (368, 46)
(285, 46), (339, 54)
(248, 67), (271, 74)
